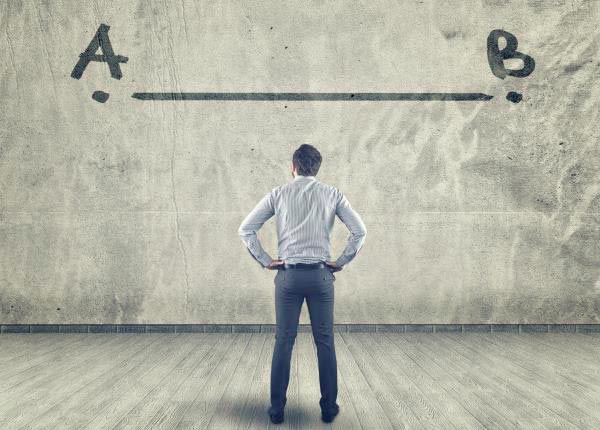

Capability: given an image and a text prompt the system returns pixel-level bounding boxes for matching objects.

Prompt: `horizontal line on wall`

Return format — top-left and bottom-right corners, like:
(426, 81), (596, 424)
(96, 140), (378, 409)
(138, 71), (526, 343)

(2, 211), (599, 215)
(131, 92), (494, 101)
(1, 324), (599, 334)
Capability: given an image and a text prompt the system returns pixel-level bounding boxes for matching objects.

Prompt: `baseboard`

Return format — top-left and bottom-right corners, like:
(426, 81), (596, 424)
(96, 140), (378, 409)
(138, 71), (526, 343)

(1, 324), (599, 333)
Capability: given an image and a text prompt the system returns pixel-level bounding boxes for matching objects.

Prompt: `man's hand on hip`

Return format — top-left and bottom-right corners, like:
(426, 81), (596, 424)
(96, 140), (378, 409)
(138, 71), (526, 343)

(326, 261), (343, 272)
(266, 259), (285, 270)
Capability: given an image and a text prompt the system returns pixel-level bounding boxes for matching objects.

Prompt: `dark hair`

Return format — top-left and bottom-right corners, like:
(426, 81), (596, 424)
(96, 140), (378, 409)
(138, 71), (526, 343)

(292, 144), (322, 176)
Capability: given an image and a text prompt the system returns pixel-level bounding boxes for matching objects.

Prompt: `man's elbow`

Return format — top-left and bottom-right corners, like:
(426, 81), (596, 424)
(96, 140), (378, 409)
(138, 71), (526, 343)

(238, 224), (258, 239)
(237, 224), (250, 237)
(350, 229), (367, 245)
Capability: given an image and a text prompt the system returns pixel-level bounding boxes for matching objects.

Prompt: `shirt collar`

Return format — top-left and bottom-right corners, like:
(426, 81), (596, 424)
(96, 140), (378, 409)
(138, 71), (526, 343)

(293, 175), (316, 181)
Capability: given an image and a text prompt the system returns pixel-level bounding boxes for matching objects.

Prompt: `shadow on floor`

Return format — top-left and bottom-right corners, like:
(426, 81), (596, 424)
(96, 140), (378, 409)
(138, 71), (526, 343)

(224, 396), (324, 425)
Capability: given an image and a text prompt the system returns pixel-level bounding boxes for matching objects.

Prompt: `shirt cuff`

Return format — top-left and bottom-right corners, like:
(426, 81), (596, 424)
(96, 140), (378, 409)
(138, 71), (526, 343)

(334, 254), (352, 267)
(257, 253), (273, 268)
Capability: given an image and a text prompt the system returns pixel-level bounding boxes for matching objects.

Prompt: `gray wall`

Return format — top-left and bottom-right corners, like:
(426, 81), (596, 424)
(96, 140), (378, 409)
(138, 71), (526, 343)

(1, 0), (599, 324)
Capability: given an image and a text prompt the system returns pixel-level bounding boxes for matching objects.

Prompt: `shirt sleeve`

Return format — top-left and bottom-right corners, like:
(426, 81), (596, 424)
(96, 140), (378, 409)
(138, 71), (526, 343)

(238, 189), (276, 268)
(334, 189), (367, 267)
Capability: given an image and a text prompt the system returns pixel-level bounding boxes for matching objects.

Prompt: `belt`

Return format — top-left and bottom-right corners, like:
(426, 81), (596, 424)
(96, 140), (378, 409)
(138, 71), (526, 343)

(281, 262), (327, 270)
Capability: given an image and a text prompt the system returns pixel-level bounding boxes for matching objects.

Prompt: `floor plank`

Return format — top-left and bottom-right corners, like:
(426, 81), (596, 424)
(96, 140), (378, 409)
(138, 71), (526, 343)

(246, 335), (275, 430)
(505, 333), (600, 388)
(353, 332), (458, 429)
(0, 334), (145, 429)
(413, 333), (549, 429)
(83, 334), (207, 430)
(22, 334), (175, 430)
(205, 334), (268, 430)
(330, 334), (363, 430)
(217, 333), (270, 430)
(173, 333), (252, 430)
(0, 334), (74, 364)
(138, 333), (240, 430)
(337, 332), (395, 430)
(109, 334), (220, 430)
(444, 334), (586, 429)
(346, 332), (431, 429)
(378, 332), (485, 430)
(0, 334), (91, 376)
(1, 333), (600, 429)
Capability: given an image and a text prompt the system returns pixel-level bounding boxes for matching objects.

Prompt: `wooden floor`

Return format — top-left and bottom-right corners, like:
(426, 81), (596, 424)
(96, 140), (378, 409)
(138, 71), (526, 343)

(1, 333), (599, 430)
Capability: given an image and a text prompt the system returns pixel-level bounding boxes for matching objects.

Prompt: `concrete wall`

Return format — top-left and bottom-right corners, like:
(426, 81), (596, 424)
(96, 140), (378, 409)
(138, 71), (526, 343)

(1, 0), (599, 324)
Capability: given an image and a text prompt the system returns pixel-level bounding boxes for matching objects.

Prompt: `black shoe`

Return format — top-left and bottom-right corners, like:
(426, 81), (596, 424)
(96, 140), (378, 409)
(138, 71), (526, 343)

(269, 398), (286, 424)
(269, 409), (284, 424)
(321, 404), (340, 423)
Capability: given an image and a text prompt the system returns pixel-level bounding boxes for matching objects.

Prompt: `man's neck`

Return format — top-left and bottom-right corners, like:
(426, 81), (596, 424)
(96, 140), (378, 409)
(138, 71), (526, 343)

(294, 174), (316, 180)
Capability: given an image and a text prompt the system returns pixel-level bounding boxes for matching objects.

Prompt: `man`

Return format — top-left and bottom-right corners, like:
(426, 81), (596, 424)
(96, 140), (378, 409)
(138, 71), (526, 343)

(238, 144), (367, 424)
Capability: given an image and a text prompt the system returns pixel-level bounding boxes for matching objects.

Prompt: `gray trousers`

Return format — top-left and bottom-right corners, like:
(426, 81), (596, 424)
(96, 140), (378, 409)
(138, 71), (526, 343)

(269, 266), (339, 414)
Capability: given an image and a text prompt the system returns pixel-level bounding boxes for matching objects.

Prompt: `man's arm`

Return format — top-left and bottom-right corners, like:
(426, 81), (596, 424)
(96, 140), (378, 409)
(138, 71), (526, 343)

(334, 190), (367, 268)
(238, 189), (276, 268)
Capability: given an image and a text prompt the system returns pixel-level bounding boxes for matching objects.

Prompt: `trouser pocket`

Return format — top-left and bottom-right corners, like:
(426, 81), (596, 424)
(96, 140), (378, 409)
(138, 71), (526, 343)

(275, 270), (286, 283)
(323, 268), (335, 282)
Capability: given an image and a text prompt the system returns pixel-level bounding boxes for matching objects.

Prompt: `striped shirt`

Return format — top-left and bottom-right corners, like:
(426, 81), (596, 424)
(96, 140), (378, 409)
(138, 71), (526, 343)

(238, 175), (367, 269)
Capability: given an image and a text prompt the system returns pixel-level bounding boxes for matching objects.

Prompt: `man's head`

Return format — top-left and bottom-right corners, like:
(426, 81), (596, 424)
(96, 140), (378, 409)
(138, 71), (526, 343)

(292, 144), (322, 177)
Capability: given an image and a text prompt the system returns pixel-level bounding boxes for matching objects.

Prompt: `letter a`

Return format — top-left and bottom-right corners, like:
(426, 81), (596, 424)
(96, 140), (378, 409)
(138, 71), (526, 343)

(71, 23), (128, 80)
